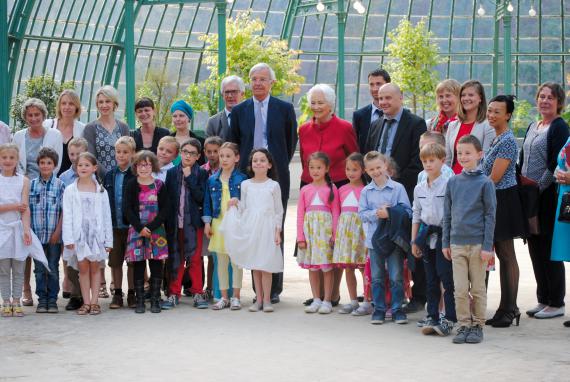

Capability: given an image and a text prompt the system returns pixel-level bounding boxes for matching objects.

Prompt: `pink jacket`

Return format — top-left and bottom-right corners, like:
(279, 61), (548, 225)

(297, 183), (340, 242)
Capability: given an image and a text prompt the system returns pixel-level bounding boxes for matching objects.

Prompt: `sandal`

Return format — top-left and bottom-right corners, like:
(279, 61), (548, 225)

(98, 285), (109, 299)
(12, 303), (24, 317)
(89, 304), (101, 315)
(2, 303), (12, 317)
(22, 290), (33, 306)
(77, 304), (91, 315)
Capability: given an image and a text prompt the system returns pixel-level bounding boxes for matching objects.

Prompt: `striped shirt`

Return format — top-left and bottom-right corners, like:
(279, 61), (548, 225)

(29, 174), (65, 244)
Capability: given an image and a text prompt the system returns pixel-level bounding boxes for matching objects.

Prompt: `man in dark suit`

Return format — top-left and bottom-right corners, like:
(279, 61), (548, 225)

(205, 75), (245, 141)
(363, 83), (428, 313)
(229, 63), (298, 303)
(352, 68), (391, 152)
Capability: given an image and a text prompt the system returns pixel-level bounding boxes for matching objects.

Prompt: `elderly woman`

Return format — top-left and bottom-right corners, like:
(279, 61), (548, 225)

(131, 97), (170, 153)
(83, 85), (130, 175)
(445, 80), (495, 174)
(521, 82), (568, 320)
(482, 95), (526, 328)
(44, 89), (85, 175)
(0, 121), (10, 145)
(427, 79), (461, 135)
(170, 100), (204, 165)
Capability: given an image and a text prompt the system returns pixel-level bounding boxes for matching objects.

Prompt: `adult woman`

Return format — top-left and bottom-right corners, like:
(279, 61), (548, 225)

(427, 79), (461, 135)
(83, 85), (130, 175)
(445, 80), (495, 174)
(520, 82), (568, 319)
(298, 84), (358, 307)
(44, 90), (85, 176)
(131, 97), (170, 153)
(170, 100), (204, 165)
(482, 95), (526, 328)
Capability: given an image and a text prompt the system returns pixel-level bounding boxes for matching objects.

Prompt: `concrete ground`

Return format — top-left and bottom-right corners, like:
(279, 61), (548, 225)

(1, 157), (569, 381)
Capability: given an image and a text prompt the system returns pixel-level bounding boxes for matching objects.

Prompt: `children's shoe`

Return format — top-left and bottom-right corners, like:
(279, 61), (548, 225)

(385, 308), (393, 320)
(2, 303), (12, 317)
(160, 295), (179, 310)
(338, 302), (359, 314)
(47, 302), (59, 314)
(22, 290), (33, 306)
(452, 326), (469, 344)
(230, 297), (241, 310)
(62, 291), (71, 299)
(417, 316), (429, 327)
(371, 312), (386, 325)
(193, 293), (209, 309)
(212, 298), (230, 310)
(434, 318), (454, 337)
(318, 302), (333, 314)
(66, 297), (83, 311)
(263, 303), (274, 313)
(127, 290), (136, 309)
(98, 284), (110, 299)
(393, 311), (408, 324)
(421, 318), (438, 335)
(12, 303), (24, 317)
(305, 300), (322, 314)
(249, 303), (262, 312)
(351, 302), (373, 316)
(109, 295), (123, 309)
(36, 303), (49, 314)
(204, 288), (213, 301)
(465, 325), (484, 344)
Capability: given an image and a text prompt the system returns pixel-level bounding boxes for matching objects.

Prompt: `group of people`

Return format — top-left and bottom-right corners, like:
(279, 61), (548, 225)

(0, 62), (569, 343)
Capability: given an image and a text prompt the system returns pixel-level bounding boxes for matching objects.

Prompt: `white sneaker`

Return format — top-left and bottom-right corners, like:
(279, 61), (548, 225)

(248, 303), (261, 312)
(338, 303), (359, 314)
(263, 304), (274, 313)
(318, 302), (333, 314)
(351, 303), (374, 316)
(305, 300), (322, 313)
(230, 297), (241, 310)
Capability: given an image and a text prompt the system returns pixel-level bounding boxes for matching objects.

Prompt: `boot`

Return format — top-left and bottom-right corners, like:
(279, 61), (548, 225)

(150, 278), (162, 313)
(134, 279), (145, 314)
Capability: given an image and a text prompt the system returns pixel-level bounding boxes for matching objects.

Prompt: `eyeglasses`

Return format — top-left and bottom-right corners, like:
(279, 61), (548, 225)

(137, 162), (152, 168)
(223, 90), (240, 96)
(181, 150), (199, 157)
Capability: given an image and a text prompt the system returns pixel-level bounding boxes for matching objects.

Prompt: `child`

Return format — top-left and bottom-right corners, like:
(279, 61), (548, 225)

(417, 131), (454, 183)
(359, 151), (412, 325)
(297, 152), (340, 315)
(333, 153), (367, 314)
(59, 137), (89, 187)
(154, 136), (179, 182)
(103, 136), (136, 309)
(203, 142), (247, 310)
(62, 152), (113, 315)
(0, 144), (47, 317)
(29, 147), (65, 313)
(221, 148), (284, 313)
(442, 135), (496, 344)
(124, 150), (170, 314)
(411, 143), (456, 336)
(163, 138), (209, 310)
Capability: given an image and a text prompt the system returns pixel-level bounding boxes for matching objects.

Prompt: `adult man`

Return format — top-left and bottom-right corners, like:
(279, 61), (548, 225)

(229, 63), (297, 303)
(352, 68), (391, 152)
(205, 75), (245, 141)
(362, 83), (427, 313)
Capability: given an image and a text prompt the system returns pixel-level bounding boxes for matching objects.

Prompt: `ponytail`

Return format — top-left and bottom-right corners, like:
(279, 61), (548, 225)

(325, 173), (334, 203)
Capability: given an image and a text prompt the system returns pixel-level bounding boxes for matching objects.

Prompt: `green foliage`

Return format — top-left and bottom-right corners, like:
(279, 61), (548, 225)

(384, 19), (441, 117)
(11, 75), (75, 130)
(563, 74), (570, 126)
(512, 99), (536, 138)
(136, 67), (180, 130)
(185, 11), (304, 116)
(297, 94), (312, 126)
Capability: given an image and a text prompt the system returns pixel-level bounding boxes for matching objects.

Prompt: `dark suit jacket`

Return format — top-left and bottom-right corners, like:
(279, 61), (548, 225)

(205, 110), (230, 141)
(229, 96), (298, 203)
(363, 108), (427, 199)
(352, 104), (383, 153)
(131, 126), (171, 154)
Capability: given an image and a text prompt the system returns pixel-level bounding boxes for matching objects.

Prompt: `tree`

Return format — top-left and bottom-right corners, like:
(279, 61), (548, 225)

(136, 67), (181, 130)
(185, 11), (304, 116)
(512, 99), (535, 137)
(385, 19), (441, 117)
(11, 75), (75, 130)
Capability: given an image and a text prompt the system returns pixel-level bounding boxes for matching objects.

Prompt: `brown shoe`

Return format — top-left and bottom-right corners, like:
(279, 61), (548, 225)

(127, 290), (136, 309)
(109, 295), (123, 309)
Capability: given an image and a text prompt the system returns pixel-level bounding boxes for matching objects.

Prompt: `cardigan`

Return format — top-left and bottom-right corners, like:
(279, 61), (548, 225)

(123, 177), (171, 233)
(12, 126), (63, 175)
(44, 118), (85, 139)
(296, 183), (340, 242)
(445, 119), (495, 167)
(61, 180), (113, 249)
(131, 126), (171, 153)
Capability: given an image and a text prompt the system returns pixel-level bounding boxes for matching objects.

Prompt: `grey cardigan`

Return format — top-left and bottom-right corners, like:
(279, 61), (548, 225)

(445, 119), (495, 167)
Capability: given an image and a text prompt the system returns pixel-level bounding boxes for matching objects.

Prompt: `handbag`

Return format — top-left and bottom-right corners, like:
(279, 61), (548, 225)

(558, 192), (570, 222)
(517, 172), (540, 235)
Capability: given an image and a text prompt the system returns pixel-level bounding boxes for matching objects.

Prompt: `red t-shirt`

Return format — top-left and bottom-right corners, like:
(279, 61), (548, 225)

(452, 121), (475, 174)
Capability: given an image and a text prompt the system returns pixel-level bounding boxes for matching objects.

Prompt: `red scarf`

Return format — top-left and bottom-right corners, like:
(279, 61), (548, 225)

(431, 111), (457, 134)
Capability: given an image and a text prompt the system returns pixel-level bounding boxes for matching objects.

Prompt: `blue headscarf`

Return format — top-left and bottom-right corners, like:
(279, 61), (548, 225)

(170, 100), (194, 120)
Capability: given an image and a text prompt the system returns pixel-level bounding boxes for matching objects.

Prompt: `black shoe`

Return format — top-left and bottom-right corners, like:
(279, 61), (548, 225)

(404, 300), (425, 314)
(492, 310), (521, 328)
(62, 292), (71, 299)
(134, 280), (146, 314)
(564, 320), (570, 328)
(357, 295), (365, 303)
(332, 297), (340, 307)
(183, 288), (193, 297)
(150, 278), (162, 313)
(303, 298), (314, 306)
(485, 309), (505, 326)
(65, 297), (83, 311)
(270, 294), (280, 304)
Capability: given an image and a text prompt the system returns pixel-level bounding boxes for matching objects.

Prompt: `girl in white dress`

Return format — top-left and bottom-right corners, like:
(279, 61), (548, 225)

(62, 153), (113, 315)
(221, 149), (284, 312)
(0, 144), (47, 317)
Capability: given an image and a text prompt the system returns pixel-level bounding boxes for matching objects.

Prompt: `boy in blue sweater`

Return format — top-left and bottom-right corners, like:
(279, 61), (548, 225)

(443, 135), (496, 344)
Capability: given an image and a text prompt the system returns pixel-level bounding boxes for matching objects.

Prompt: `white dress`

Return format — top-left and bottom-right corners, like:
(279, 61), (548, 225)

(0, 174), (48, 268)
(220, 179), (284, 272)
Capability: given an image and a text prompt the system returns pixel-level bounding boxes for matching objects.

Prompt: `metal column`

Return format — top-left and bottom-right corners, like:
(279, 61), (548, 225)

(124, 0), (136, 128)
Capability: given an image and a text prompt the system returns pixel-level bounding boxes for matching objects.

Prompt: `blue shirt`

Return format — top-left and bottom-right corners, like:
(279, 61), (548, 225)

(378, 108), (403, 157)
(482, 129), (518, 190)
(59, 168), (78, 188)
(358, 177), (412, 248)
(29, 174), (65, 244)
(114, 169), (128, 228)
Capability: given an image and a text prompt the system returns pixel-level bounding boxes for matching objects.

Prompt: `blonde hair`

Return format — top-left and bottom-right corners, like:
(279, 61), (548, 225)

(68, 137), (88, 151)
(435, 79), (461, 97)
(0, 143), (19, 175)
(420, 131), (446, 147)
(363, 150), (387, 164)
(158, 135), (180, 154)
(56, 89), (82, 119)
(115, 136), (136, 152)
(21, 98), (48, 121)
(420, 142), (446, 161)
(96, 85), (120, 111)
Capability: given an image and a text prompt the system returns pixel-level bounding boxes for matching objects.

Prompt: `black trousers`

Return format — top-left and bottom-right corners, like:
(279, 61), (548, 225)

(134, 259), (163, 282)
(527, 234), (566, 307)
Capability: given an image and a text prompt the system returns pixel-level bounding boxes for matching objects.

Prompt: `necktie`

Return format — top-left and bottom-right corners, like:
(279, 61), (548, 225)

(372, 108), (381, 123)
(227, 112), (231, 127)
(254, 102), (264, 148)
(379, 119), (394, 154)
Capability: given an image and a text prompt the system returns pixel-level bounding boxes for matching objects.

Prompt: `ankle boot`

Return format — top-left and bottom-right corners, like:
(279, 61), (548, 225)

(134, 280), (145, 314)
(150, 278), (162, 313)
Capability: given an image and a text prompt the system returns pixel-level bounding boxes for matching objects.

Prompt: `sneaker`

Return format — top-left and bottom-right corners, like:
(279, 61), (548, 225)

(305, 300), (322, 313)
(385, 308), (393, 320)
(417, 316), (429, 327)
(193, 293), (209, 309)
(109, 295), (124, 309)
(230, 297), (241, 310)
(393, 311), (408, 324)
(338, 303), (359, 314)
(371, 312), (386, 325)
(421, 318), (438, 335)
(160, 295), (179, 310)
(12, 303), (24, 317)
(465, 325), (484, 344)
(270, 294), (280, 304)
(452, 326), (469, 344)
(212, 298), (230, 310)
(351, 303), (374, 316)
(249, 303), (261, 312)
(47, 302), (59, 314)
(434, 318), (454, 337)
(36, 303), (48, 314)
(303, 297), (314, 306)
(263, 303), (274, 313)
(2, 303), (12, 317)
(204, 289), (213, 301)
(318, 302), (333, 314)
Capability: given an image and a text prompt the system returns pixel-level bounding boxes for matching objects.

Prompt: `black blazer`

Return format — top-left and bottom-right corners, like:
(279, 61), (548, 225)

(131, 127), (171, 154)
(229, 96), (298, 203)
(352, 104), (382, 153)
(103, 166), (135, 228)
(363, 108), (427, 200)
(205, 110), (231, 141)
(123, 177), (171, 233)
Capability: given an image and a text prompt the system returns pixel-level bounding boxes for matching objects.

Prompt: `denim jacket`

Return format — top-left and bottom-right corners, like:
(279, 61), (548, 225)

(202, 168), (247, 223)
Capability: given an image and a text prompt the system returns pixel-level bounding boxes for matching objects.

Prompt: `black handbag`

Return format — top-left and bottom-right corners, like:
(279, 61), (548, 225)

(558, 192), (570, 222)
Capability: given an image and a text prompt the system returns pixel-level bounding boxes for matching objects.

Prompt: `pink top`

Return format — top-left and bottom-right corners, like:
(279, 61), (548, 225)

(338, 184), (364, 213)
(297, 183), (340, 242)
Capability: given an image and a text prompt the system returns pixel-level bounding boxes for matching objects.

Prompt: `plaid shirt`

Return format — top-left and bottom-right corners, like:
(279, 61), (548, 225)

(29, 174), (65, 244)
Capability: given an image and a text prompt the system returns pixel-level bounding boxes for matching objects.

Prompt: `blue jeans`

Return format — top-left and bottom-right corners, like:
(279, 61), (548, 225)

(34, 243), (62, 304)
(369, 247), (404, 314)
(423, 247), (456, 322)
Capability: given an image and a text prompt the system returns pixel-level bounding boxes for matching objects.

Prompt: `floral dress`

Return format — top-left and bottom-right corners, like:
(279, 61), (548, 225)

(332, 184), (366, 268)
